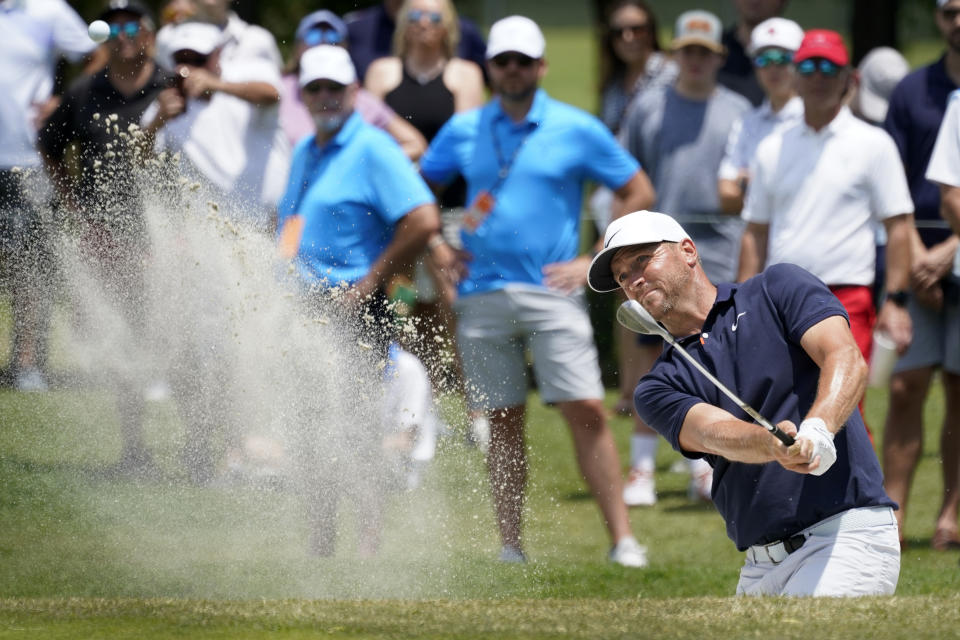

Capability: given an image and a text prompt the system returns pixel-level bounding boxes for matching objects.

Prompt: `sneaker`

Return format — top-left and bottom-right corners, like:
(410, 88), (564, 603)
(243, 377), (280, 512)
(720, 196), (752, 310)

(609, 536), (648, 568)
(623, 467), (656, 507)
(498, 544), (527, 564)
(14, 368), (48, 393)
(688, 467), (713, 503)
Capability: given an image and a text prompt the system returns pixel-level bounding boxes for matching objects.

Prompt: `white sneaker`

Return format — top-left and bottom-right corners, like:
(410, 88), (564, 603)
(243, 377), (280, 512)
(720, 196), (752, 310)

(623, 467), (656, 507)
(498, 545), (527, 564)
(609, 536), (648, 568)
(688, 467), (713, 503)
(14, 368), (48, 393)
(469, 415), (490, 453)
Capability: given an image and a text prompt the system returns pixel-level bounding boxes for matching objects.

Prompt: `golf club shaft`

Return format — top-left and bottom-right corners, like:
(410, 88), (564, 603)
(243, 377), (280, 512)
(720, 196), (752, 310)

(661, 334), (796, 447)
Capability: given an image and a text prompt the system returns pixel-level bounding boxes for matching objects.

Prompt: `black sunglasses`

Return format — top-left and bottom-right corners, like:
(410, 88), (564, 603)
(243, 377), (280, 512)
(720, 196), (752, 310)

(491, 53), (537, 68)
(302, 80), (347, 94)
(610, 24), (649, 40)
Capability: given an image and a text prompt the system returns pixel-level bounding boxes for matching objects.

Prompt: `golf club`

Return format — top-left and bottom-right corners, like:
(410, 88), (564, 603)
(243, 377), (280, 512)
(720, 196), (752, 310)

(617, 300), (795, 446)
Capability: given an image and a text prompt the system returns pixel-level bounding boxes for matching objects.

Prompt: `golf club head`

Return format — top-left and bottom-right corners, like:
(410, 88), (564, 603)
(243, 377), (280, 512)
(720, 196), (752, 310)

(617, 300), (669, 339)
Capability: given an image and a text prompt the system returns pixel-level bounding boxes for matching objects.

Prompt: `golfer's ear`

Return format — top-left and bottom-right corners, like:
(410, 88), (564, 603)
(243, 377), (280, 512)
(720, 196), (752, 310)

(678, 238), (699, 266)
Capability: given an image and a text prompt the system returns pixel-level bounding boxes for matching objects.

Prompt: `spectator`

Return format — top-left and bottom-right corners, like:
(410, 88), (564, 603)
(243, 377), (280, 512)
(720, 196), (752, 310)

(595, 0), (676, 421)
(419, 16), (655, 566)
(587, 211), (900, 597)
(717, 0), (788, 106)
(275, 45), (440, 555)
(38, 0), (169, 475)
(0, 0), (96, 392)
(278, 10), (426, 159)
(142, 21), (290, 230)
(717, 17), (804, 215)
(163, 0), (282, 68)
(884, 0), (960, 551)
(345, 0), (486, 82)
(739, 30), (915, 439)
(619, 9), (750, 506)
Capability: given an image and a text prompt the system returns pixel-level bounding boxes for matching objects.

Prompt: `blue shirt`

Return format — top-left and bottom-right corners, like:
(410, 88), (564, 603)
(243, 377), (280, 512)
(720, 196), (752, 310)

(635, 263), (895, 550)
(420, 89), (640, 296)
(277, 112), (435, 285)
(884, 55), (957, 248)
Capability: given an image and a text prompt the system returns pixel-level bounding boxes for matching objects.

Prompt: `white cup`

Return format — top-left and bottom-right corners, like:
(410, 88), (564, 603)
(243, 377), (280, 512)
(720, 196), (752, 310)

(867, 331), (898, 388)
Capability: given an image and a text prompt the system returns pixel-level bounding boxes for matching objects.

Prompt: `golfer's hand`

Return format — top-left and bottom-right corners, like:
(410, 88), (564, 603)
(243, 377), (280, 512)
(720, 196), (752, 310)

(769, 420), (821, 474)
(543, 255), (590, 294)
(876, 301), (911, 354)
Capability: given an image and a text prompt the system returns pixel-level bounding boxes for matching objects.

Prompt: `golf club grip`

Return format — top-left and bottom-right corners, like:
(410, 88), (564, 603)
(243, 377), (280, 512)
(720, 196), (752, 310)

(671, 342), (796, 446)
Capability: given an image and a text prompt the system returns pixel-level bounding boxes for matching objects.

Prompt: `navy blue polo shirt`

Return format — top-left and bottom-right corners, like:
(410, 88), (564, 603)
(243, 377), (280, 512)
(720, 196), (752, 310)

(635, 263), (895, 551)
(884, 56), (957, 248)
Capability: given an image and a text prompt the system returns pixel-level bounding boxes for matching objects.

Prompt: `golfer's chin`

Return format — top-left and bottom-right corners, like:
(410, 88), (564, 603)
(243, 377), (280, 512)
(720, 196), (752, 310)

(639, 290), (666, 320)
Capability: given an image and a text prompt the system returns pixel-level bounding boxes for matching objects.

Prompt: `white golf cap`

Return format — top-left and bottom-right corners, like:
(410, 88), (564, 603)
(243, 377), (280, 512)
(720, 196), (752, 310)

(164, 21), (223, 56)
(486, 15), (545, 59)
(587, 211), (691, 293)
(299, 44), (357, 87)
(672, 10), (724, 54)
(854, 47), (910, 124)
(748, 17), (804, 55)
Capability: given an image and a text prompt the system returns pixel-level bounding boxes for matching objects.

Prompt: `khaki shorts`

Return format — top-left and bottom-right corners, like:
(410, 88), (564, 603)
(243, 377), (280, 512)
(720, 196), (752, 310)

(454, 285), (604, 411)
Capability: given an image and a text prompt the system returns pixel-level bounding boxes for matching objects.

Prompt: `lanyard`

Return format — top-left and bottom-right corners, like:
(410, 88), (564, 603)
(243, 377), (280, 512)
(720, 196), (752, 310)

(489, 114), (537, 195)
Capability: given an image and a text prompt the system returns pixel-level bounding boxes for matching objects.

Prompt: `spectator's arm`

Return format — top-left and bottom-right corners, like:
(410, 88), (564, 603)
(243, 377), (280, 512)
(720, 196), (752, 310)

(877, 213), (915, 352)
(384, 114), (427, 161)
(718, 175), (747, 215)
(942, 184), (960, 235)
(446, 59), (485, 112)
(737, 222), (768, 282)
(183, 68), (279, 105)
(363, 57), (402, 100)
(351, 203), (441, 303)
(611, 169), (656, 221)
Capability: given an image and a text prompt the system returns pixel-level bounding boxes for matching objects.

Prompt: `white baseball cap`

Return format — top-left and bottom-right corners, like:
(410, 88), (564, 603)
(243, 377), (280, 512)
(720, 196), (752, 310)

(164, 21), (223, 57)
(748, 17), (804, 55)
(299, 44), (357, 87)
(672, 10), (724, 54)
(486, 15), (545, 60)
(588, 211), (691, 293)
(854, 47), (910, 124)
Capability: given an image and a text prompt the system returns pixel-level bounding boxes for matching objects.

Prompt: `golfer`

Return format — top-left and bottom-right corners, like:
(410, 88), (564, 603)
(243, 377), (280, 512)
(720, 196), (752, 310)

(588, 210), (901, 597)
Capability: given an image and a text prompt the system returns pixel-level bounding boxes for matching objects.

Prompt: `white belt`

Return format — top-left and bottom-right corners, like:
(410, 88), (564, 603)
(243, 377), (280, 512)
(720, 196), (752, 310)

(746, 506), (895, 565)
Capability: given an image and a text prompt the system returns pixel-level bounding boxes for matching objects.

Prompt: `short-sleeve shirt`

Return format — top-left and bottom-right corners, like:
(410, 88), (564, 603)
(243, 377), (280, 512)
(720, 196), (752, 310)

(277, 111), (435, 286)
(38, 66), (171, 213)
(884, 56), (957, 249)
(621, 84), (751, 283)
(718, 96), (803, 180)
(635, 263), (895, 550)
(420, 89), (639, 296)
(743, 107), (914, 286)
(0, 0), (96, 168)
(599, 52), (678, 134)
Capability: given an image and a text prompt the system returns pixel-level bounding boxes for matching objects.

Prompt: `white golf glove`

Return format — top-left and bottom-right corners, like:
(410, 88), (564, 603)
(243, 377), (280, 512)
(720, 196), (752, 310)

(797, 417), (836, 476)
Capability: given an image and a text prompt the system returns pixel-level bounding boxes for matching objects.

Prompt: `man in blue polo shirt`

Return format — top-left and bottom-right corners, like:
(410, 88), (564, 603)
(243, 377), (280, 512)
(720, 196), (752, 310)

(276, 44), (440, 556)
(420, 15), (655, 567)
(587, 211), (900, 596)
(881, 0), (960, 552)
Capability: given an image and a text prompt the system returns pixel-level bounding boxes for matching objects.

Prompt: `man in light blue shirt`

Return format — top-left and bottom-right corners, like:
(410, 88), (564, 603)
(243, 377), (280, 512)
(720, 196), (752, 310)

(420, 15), (655, 567)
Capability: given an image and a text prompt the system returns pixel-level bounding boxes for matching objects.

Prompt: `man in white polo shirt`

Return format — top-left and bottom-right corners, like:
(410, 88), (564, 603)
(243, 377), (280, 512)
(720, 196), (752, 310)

(740, 30), (915, 398)
(143, 21), (289, 230)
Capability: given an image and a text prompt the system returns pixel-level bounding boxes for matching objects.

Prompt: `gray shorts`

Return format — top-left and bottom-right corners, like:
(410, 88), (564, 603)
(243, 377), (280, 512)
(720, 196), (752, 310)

(893, 276), (960, 375)
(454, 285), (604, 411)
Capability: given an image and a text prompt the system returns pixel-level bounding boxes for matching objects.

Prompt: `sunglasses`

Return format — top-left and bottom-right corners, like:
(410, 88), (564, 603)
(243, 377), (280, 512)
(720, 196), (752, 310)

(796, 58), (842, 77)
(491, 53), (537, 68)
(610, 24), (649, 40)
(940, 8), (960, 21)
(753, 49), (793, 68)
(408, 9), (442, 24)
(303, 26), (343, 47)
(108, 21), (141, 40)
(172, 51), (210, 67)
(302, 80), (347, 94)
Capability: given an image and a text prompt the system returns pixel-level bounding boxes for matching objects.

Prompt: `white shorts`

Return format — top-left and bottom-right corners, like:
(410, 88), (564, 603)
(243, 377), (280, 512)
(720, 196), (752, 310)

(737, 506), (900, 597)
(454, 285), (604, 411)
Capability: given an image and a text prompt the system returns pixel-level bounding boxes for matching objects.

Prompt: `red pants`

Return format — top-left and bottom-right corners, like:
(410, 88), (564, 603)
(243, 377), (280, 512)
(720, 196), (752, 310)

(829, 285), (875, 443)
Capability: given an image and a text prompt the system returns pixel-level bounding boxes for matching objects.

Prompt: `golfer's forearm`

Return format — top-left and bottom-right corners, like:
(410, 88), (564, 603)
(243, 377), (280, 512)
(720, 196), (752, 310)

(806, 345), (867, 434)
(680, 405), (779, 464)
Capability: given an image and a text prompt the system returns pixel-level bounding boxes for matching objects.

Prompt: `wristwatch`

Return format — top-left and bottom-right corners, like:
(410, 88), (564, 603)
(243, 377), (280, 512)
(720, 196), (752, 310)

(886, 290), (910, 307)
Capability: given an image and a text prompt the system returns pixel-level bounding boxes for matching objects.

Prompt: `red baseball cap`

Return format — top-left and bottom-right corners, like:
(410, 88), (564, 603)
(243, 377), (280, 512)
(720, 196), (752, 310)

(794, 29), (849, 67)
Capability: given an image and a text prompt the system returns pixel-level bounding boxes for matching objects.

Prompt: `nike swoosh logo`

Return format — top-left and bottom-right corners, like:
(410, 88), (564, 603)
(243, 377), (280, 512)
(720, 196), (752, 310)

(604, 229), (622, 248)
(731, 312), (747, 332)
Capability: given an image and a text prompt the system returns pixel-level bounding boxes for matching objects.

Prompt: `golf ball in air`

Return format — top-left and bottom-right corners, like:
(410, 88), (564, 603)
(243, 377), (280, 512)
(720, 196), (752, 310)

(88, 20), (110, 43)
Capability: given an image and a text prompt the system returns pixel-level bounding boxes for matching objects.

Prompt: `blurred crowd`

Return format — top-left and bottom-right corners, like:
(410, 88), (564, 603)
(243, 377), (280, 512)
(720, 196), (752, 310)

(1, 0), (959, 565)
